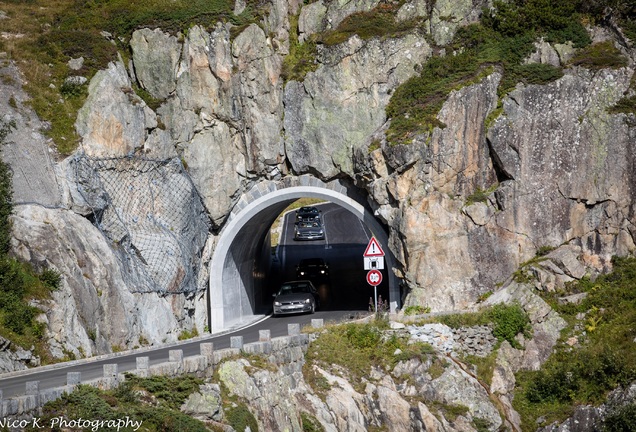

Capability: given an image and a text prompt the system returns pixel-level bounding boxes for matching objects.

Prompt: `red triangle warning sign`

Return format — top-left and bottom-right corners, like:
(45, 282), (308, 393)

(364, 237), (385, 257)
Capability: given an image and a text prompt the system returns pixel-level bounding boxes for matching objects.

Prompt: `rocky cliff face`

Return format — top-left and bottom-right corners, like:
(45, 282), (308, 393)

(1, 0), (634, 369)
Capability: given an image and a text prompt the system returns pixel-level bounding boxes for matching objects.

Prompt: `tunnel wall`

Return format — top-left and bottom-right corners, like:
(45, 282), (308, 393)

(209, 177), (399, 333)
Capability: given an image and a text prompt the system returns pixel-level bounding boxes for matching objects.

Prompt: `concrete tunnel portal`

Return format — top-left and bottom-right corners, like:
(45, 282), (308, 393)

(209, 178), (400, 333)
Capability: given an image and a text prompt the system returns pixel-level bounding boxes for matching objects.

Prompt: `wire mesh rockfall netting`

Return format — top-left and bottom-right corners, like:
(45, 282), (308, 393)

(73, 154), (210, 294)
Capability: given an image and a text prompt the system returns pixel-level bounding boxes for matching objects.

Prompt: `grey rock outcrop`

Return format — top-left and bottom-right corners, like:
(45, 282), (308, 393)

(0, 336), (39, 373)
(285, 32), (432, 179)
(537, 381), (636, 432)
(0, 62), (62, 208)
(10, 204), (207, 355)
(212, 342), (506, 431)
(362, 61), (635, 312)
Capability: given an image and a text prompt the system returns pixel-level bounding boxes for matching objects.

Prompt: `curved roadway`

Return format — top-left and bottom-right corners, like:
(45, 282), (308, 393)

(0, 201), (383, 398)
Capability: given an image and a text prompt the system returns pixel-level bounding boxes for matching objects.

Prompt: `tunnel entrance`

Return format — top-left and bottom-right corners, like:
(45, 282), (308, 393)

(209, 177), (399, 333)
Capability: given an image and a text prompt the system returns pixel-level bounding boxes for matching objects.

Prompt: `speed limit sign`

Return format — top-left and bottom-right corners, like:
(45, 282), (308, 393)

(366, 269), (382, 286)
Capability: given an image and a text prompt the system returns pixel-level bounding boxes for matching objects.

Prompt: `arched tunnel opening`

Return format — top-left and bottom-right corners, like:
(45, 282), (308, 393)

(209, 184), (400, 333)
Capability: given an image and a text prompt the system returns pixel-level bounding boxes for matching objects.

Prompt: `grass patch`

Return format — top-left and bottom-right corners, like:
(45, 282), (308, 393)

(384, 0), (597, 145)
(318, 1), (422, 46)
(513, 255), (636, 430)
(178, 327), (200, 340)
(464, 350), (499, 387)
(304, 321), (420, 393)
(568, 40), (629, 70)
(301, 412), (325, 432)
(32, 376), (208, 432)
(281, 14), (319, 82)
(403, 305), (431, 315)
(465, 183), (499, 206)
(2, 0), (266, 154)
(226, 403), (259, 432)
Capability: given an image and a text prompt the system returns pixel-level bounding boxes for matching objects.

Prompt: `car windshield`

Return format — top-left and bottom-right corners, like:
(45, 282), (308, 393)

(278, 284), (311, 295)
(298, 221), (320, 228)
(300, 258), (323, 266)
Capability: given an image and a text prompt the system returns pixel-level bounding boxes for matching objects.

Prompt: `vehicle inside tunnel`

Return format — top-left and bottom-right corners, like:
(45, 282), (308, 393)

(269, 200), (390, 314)
(208, 182), (399, 333)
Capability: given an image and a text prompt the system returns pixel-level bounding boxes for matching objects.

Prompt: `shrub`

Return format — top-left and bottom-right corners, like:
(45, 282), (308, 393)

(124, 375), (203, 409)
(226, 403), (259, 432)
(568, 41), (629, 70)
(345, 323), (382, 349)
(39, 268), (62, 290)
(319, 4), (421, 46)
(603, 403), (636, 432)
(487, 302), (530, 348)
(608, 95), (636, 116)
(515, 256), (636, 427)
(301, 412), (325, 432)
(404, 305), (431, 315)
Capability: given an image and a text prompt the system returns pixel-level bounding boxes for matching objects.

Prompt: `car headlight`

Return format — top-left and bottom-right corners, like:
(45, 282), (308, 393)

(304, 298), (311, 304)
(300, 271), (305, 275)
(320, 270), (325, 274)
(274, 301), (281, 306)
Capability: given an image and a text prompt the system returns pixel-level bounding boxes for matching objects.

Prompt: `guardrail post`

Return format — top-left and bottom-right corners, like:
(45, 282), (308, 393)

(103, 364), (118, 389)
(311, 319), (324, 328)
(200, 342), (214, 357)
(136, 357), (149, 377)
(230, 336), (243, 349)
(26, 381), (39, 395)
(169, 350), (184, 375)
(169, 350), (183, 363)
(67, 372), (81, 389)
(259, 329), (271, 341)
(26, 381), (40, 411)
(288, 323), (300, 336)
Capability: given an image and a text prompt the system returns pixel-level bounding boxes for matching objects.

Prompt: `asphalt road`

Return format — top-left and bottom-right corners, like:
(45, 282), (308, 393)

(275, 202), (390, 311)
(0, 201), (383, 398)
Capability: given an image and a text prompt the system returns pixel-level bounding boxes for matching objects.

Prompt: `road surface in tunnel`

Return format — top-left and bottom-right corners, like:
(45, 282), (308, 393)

(271, 202), (390, 313)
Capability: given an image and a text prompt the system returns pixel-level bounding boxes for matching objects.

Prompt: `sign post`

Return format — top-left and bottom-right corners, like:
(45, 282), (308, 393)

(363, 237), (385, 314)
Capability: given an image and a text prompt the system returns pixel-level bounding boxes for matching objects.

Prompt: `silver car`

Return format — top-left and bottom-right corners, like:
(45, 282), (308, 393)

(272, 280), (320, 316)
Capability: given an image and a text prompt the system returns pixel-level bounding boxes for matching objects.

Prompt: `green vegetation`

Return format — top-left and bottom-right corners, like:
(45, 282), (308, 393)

(301, 412), (326, 432)
(513, 255), (636, 430)
(403, 304), (431, 315)
(488, 303), (530, 348)
(178, 327), (200, 340)
(304, 321), (430, 392)
(226, 403), (259, 432)
(603, 403), (636, 431)
(513, 252), (550, 283)
(465, 183), (499, 206)
(0, 119), (61, 362)
(384, 0), (626, 145)
(282, 14), (319, 82)
(30, 376), (208, 432)
(420, 303), (530, 348)
(609, 95), (636, 116)
(318, 2), (422, 46)
(1, 0), (266, 154)
(568, 40), (629, 70)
